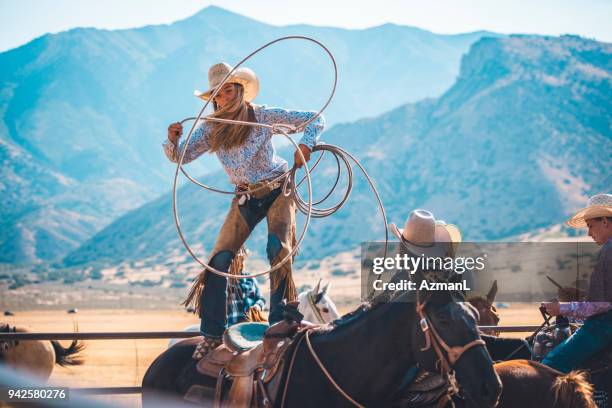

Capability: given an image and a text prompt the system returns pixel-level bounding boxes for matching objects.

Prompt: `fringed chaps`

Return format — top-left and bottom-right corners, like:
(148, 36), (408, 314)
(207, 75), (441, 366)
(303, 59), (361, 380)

(183, 189), (298, 312)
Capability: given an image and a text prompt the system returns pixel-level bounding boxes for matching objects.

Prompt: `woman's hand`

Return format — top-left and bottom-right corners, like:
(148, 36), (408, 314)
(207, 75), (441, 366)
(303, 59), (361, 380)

(167, 122), (183, 144)
(541, 301), (562, 316)
(294, 144), (311, 168)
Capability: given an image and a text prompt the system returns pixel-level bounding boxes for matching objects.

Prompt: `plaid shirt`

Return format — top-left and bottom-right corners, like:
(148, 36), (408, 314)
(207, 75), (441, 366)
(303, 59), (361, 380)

(227, 277), (266, 326)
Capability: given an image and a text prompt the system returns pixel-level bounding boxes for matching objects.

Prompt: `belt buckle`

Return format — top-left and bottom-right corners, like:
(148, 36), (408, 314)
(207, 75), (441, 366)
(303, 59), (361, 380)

(236, 184), (249, 205)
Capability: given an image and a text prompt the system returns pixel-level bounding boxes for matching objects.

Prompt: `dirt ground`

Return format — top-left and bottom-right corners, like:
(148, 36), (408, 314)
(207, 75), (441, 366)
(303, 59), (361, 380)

(2, 305), (543, 407)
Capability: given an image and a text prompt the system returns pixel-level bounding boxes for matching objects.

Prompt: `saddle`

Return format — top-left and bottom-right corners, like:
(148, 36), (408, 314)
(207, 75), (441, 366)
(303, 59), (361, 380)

(392, 369), (451, 408)
(195, 320), (301, 408)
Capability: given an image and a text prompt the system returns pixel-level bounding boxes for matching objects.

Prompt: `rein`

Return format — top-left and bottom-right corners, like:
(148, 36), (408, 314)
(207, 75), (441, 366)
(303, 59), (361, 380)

(306, 292), (327, 324)
(415, 296), (486, 397)
(503, 305), (552, 361)
(304, 330), (366, 408)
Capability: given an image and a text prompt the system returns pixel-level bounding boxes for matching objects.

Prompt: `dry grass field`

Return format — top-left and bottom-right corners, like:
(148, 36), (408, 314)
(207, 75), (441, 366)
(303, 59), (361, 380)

(2, 304), (544, 407)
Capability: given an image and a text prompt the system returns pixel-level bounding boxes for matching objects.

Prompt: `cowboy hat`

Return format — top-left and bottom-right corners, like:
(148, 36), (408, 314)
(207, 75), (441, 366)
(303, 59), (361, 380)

(194, 62), (260, 103)
(566, 193), (612, 228)
(390, 209), (462, 258)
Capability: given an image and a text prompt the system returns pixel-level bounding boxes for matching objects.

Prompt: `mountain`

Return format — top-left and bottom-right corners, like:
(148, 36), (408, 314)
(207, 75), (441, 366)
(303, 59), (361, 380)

(64, 34), (612, 270)
(0, 6), (495, 263)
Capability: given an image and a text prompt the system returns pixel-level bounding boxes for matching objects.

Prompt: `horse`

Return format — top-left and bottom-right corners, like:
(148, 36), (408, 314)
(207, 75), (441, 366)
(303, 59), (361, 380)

(142, 285), (501, 408)
(463, 277), (605, 408)
(296, 280), (339, 324)
(467, 280), (500, 334)
(0, 323), (84, 380)
(167, 280), (340, 348)
(493, 360), (597, 408)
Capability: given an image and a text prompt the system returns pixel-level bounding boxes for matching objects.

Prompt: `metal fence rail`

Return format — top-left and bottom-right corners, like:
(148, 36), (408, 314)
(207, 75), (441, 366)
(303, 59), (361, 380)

(0, 325), (548, 341)
(0, 331), (199, 341)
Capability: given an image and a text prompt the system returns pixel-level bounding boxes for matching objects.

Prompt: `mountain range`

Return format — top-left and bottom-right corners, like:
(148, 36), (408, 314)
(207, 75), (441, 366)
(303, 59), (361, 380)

(63, 34), (612, 272)
(0, 6), (495, 264)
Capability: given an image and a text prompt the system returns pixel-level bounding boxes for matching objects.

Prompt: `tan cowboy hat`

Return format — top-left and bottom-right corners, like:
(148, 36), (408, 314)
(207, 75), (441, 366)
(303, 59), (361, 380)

(194, 62), (259, 102)
(566, 193), (612, 228)
(390, 209), (462, 258)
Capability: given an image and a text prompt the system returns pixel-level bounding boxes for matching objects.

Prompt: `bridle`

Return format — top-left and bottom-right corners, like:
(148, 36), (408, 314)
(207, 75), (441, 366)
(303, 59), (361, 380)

(306, 291), (327, 325)
(415, 293), (486, 397)
(282, 292), (486, 407)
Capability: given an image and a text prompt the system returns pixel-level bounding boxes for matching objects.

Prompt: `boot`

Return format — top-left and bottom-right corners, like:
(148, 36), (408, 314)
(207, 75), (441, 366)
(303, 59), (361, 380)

(192, 336), (223, 360)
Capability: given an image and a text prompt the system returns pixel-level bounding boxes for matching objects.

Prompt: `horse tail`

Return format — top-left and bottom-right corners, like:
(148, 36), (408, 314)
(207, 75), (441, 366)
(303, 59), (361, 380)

(51, 339), (85, 366)
(552, 370), (597, 408)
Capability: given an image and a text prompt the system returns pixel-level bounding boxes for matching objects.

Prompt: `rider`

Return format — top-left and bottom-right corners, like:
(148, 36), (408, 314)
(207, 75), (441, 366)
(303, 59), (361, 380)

(227, 247), (266, 324)
(540, 193), (612, 373)
(163, 62), (325, 359)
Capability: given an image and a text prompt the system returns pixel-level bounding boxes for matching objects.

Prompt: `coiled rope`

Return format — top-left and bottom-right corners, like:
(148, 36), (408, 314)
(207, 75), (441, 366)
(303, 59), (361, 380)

(172, 36), (388, 279)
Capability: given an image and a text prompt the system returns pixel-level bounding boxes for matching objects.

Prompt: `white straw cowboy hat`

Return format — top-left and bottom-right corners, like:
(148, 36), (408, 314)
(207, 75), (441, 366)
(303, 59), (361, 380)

(566, 193), (612, 228)
(390, 209), (462, 258)
(194, 62), (260, 102)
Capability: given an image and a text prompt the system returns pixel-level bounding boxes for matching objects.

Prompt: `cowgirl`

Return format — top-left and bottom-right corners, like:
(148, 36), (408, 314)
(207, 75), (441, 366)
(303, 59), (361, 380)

(163, 62), (325, 358)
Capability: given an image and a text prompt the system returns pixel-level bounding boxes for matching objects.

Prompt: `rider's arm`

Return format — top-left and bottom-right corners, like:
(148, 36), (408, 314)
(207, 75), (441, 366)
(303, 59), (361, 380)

(559, 302), (612, 319)
(559, 239), (612, 319)
(258, 106), (325, 149)
(163, 121), (211, 164)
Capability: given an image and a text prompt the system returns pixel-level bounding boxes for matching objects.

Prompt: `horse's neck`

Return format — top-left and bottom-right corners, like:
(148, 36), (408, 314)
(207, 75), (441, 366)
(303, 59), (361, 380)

(305, 301), (417, 400)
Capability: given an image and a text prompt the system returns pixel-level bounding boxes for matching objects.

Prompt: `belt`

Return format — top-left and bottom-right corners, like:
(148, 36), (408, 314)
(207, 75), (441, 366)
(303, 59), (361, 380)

(235, 178), (285, 204)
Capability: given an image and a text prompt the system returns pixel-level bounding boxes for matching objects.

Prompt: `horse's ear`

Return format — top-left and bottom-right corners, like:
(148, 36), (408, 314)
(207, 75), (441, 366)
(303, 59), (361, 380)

(312, 279), (321, 295)
(486, 280), (498, 304)
(322, 282), (331, 295)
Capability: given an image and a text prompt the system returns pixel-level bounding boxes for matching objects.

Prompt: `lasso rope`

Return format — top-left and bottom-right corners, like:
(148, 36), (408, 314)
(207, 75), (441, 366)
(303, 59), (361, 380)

(172, 36), (388, 279)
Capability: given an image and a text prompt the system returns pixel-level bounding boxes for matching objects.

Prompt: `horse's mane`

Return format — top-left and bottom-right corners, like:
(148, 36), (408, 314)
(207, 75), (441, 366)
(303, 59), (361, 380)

(331, 302), (374, 328)
(322, 289), (420, 333)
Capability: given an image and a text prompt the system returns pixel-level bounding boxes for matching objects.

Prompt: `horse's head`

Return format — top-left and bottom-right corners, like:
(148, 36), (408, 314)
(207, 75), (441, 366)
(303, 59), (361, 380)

(297, 280), (340, 324)
(410, 290), (501, 408)
(467, 280), (500, 331)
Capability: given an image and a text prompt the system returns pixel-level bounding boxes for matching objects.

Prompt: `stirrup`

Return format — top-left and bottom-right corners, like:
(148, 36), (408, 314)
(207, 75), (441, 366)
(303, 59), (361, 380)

(192, 336), (222, 360)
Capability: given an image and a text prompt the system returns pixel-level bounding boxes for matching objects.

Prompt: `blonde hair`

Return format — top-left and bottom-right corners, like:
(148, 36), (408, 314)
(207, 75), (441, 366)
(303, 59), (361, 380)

(208, 84), (253, 152)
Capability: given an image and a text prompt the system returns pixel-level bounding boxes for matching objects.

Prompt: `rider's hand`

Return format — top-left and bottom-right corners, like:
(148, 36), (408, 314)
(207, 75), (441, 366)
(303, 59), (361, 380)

(294, 144), (311, 168)
(167, 122), (183, 144)
(540, 301), (562, 316)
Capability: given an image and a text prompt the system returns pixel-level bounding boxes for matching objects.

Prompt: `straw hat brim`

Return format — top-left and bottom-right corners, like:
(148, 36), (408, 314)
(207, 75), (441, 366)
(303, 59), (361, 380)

(566, 205), (612, 228)
(194, 68), (260, 103)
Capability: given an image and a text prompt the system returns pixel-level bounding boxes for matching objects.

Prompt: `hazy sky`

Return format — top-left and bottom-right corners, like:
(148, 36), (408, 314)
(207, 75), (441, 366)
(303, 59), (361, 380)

(1, 0), (611, 52)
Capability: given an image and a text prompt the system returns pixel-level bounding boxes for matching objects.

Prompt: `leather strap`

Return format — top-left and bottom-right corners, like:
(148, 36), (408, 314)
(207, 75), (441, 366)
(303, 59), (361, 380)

(304, 330), (365, 408)
(307, 291), (327, 324)
(416, 297), (485, 396)
(214, 368), (225, 408)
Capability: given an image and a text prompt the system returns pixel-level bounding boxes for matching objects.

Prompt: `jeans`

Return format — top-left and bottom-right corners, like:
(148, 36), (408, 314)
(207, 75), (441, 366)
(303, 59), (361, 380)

(542, 309), (612, 373)
(199, 187), (297, 339)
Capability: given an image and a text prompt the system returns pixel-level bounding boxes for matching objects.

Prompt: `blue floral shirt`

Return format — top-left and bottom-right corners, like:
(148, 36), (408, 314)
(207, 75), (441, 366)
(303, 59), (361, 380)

(163, 105), (325, 185)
